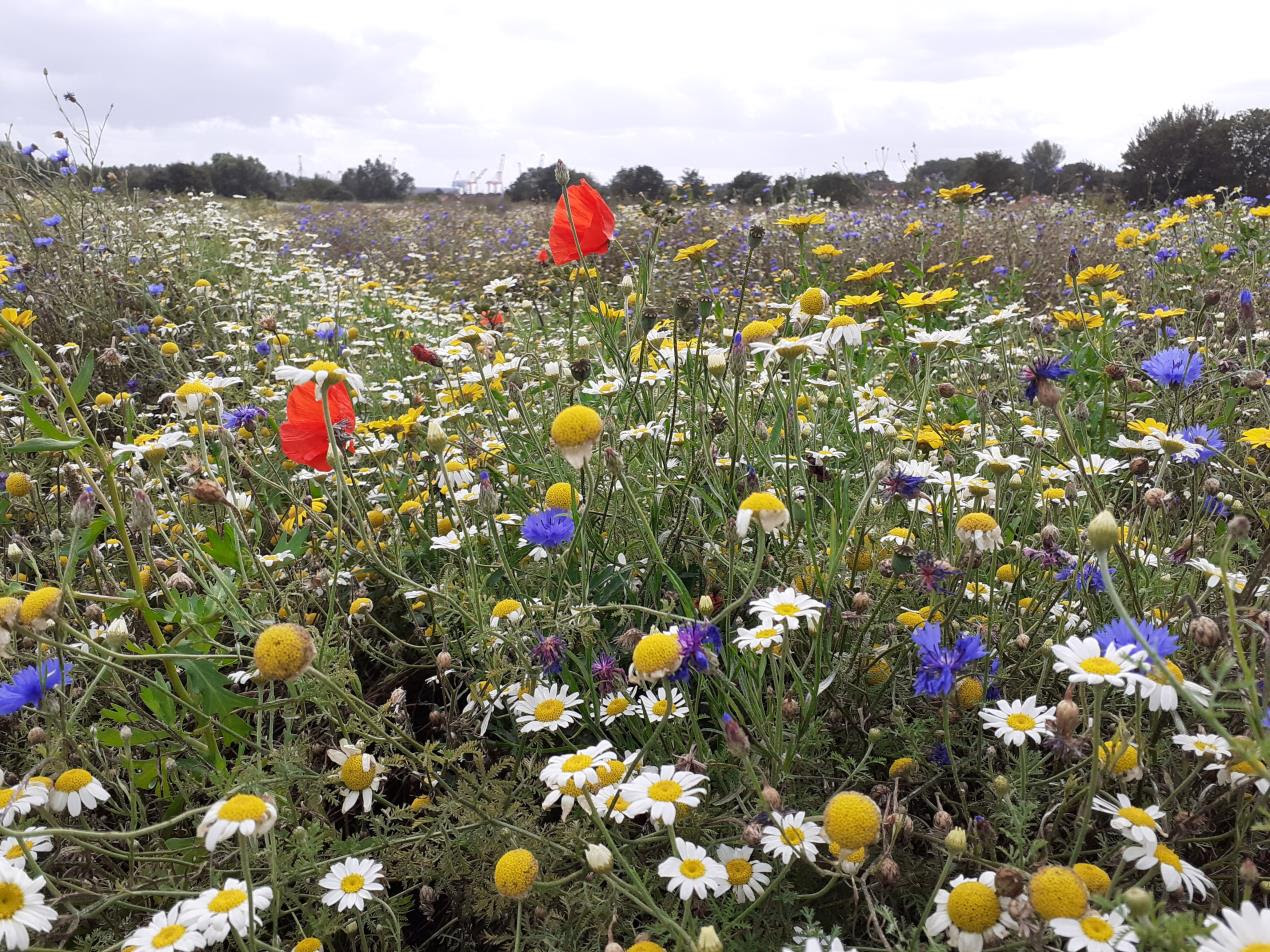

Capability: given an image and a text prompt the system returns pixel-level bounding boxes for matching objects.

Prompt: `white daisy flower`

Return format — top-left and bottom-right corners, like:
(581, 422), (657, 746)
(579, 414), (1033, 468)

(124, 903), (208, 952)
(1122, 842), (1212, 899)
(318, 857), (385, 912)
(598, 692), (637, 725)
(1206, 758), (1270, 795)
(656, 838), (728, 900)
(621, 765), (707, 826)
(715, 844), (771, 902)
(186, 878), (273, 943)
(196, 793), (278, 851)
(538, 741), (617, 790)
(327, 739), (386, 814)
(1092, 794), (1165, 845)
(0, 782), (49, 826)
(1196, 901), (1270, 952)
(748, 586), (826, 630)
(925, 870), (1016, 952)
(1171, 731), (1230, 759)
(1123, 659), (1211, 712)
(760, 811), (827, 864)
(733, 623), (784, 653)
(639, 686), (688, 722)
(48, 768), (110, 816)
(1050, 907), (1137, 952)
(977, 696), (1055, 746)
(1050, 636), (1140, 687)
(513, 683), (583, 733)
(0, 831), (52, 869)
(0, 863), (56, 949)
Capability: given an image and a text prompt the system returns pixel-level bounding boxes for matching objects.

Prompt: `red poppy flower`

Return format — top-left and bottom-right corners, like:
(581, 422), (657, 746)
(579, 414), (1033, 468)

(478, 310), (504, 330)
(537, 247), (550, 264)
(279, 381), (356, 471)
(548, 179), (614, 265)
(411, 343), (441, 366)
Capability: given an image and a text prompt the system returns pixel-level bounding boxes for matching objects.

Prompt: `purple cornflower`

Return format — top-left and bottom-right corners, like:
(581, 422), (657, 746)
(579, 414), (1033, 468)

(1142, 347), (1202, 388)
(1020, 354), (1073, 403)
(146, 283), (165, 297)
(913, 551), (956, 593)
(591, 653), (623, 694)
(1178, 424), (1224, 463)
(1093, 618), (1177, 659)
(222, 405), (268, 430)
(670, 622), (722, 682)
(882, 466), (926, 501)
(41, 215), (62, 227)
(911, 622), (986, 696)
(530, 633), (566, 675)
(521, 508), (575, 550)
(315, 322), (345, 343)
(1055, 559), (1111, 593)
(1202, 494), (1229, 519)
(0, 659), (72, 715)
(255, 340), (272, 356)
(32, 236), (53, 249)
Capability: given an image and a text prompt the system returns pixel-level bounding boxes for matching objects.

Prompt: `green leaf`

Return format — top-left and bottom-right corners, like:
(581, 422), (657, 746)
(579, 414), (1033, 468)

(20, 399), (74, 441)
(202, 524), (241, 569)
(140, 682), (178, 724)
(181, 660), (248, 717)
(68, 353), (96, 404)
(10, 436), (85, 454)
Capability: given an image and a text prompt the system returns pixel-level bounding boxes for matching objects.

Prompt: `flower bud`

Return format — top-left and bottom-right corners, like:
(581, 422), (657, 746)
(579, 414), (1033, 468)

(426, 420), (448, 454)
(742, 822), (762, 846)
(1188, 615), (1222, 648)
(584, 843), (613, 874)
(748, 225), (765, 249)
(933, 809), (953, 832)
(1122, 886), (1153, 916)
(995, 866), (1026, 898)
(761, 785), (781, 811)
(697, 926), (723, 952)
(70, 487), (97, 528)
(1055, 687), (1081, 737)
(944, 827), (967, 855)
(1087, 510), (1118, 552)
(721, 713), (750, 756)
(192, 479), (226, 505)
(554, 160), (569, 187)
(878, 856), (900, 886)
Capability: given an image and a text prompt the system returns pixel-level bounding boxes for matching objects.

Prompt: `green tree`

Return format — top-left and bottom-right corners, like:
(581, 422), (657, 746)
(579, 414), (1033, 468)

(1021, 140), (1066, 194)
(806, 171), (865, 206)
(608, 165), (668, 200)
(1121, 104), (1234, 201)
(1229, 108), (1270, 199)
(725, 171), (770, 204)
(208, 153), (277, 198)
(966, 151), (1021, 194)
(505, 165), (599, 202)
(339, 158), (414, 201)
(678, 168), (707, 200)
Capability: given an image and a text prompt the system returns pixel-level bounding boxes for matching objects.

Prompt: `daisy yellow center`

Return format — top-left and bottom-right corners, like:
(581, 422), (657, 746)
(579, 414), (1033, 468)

(1230, 760), (1255, 775)
(533, 699), (565, 722)
(678, 859), (706, 879)
(152, 924), (187, 948)
(340, 873), (365, 894)
(605, 697), (630, 716)
(3, 844), (29, 861)
(560, 754), (592, 773)
(1117, 806), (1157, 828)
(1079, 657), (1122, 676)
(1154, 844), (1182, 872)
(208, 888), (247, 913)
(945, 881), (1000, 933)
(306, 360), (342, 378)
(54, 768), (92, 792)
(1149, 660), (1184, 684)
(218, 794), (268, 823)
(1005, 713), (1037, 731)
(958, 512), (998, 532)
(0, 884), (24, 920)
(647, 780), (683, 803)
(632, 632), (681, 675)
(1194, 741), (1216, 753)
(781, 826), (806, 846)
(1239, 945), (1270, 952)
(340, 757), (376, 791)
(1081, 917), (1114, 942)
(651, 698), (673, 717)
(175, 381), (213, 398)
(725, 858), (753, 885)
(1159, 436), (1186, 453)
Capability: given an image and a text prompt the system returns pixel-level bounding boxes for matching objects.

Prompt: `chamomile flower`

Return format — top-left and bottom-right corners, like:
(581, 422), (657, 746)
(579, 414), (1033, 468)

(1172, 731), (1230, 759)
(748, 587), (825, 630)
(715, 845), (771, 902)
(1123, 659), (1211, 712)
(539, 741), (617, 790)
(1050, 636), (1140, 688)
(925, 871), (1016, 952)
(1206, 758), (1270, 794)
(125, 904), (208, 952)
(621, 766), (707, 826)
(761, 811), (827, 864)
(0, 783), (48, 826)
(1196, 901), (1270, 952)
(640, 686), (688, 722)
(1092, 794), (1165, 845)
(48, 768), (110, 816)
(1050, 907), (1137, 952)
(275, 360), (364, 395)
(187, 879), (273, 943)
(0, 832), (52, 869)
(0, 863), (55, 949)
(513, 683), (583, 733)
(318, 857), (384, 912)
(327, 740), (386, 813)
(197, 793), (279, 851)
(735, 491), (790, 536)
(732, 623), (784, 653)
(955, 512), (1003, 552)
(977, 696), (1055, 746)
(1122, 842), (1212, 898)
(657, 838), (728, 900)
(598, 691), (637, 725)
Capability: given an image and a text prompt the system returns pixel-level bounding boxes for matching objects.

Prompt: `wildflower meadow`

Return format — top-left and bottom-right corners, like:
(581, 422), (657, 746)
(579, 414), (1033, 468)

(1, 141), (1269, 952)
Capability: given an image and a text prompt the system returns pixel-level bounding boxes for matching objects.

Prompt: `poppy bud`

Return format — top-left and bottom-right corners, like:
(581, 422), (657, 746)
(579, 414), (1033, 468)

(761, 785), (781, 810)
(1104, 362), (1125, 381)
(70, 487), (97, 528)
(1228, 514), (1250, 539)
(570, 358), (591, 382)
(1188, 615), (1221, 648)
(192, 479), (226, 505)
(603, 446), (623, 477)
(995, 866), (1026, 898)
(933, 809), (953, 832)
(411, 343), (440, 366)
(781, 695), (799, 718)
(1204, 289), (1222, 306)
(554, 160), (569, 187)
(742, 821), (762, 846)
(748, 225), (765, 249)
(1243, 370), (1266, 390)
(1239, 858), (1260, 884)
(878, 856), (901, 886)
(1144, 488), (1166, 509)
(937, 381), (956, 398)
(1055, 687), (1081, 736)
(1087, 510), (1118, 552)
(1128, 456), (1149, 476)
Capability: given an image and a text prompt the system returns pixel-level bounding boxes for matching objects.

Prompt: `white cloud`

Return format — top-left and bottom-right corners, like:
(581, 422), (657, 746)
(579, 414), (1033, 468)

(8, 0), (1269, 187)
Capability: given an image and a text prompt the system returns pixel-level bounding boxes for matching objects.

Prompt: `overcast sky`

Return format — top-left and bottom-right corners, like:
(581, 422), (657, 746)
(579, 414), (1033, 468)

(6, 0), (1269, 188)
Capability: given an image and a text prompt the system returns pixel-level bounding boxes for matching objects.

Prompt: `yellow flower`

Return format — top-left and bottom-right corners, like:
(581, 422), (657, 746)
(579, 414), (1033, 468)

(1075, 263), (1125, 287)
(1052, 309), (1103, 330)
(1114, 226), (1143, 249)
(823, 791), (881, 849)
(740, 319), (778, 345)
(254, 623), (315, 681)
(673, 238), (718, 262)
(1183, 193), (1214, 209)
(544, 482), (578, 510)
(18, 586), (62, 628)
(903, 220), (924, 237)
(4, 472), (33, 499)
(836, 291), (884, 310)
(550, 405), (603, 469)
(0, 307), (36, 330)
(937, 183), (985, 204)
(631, 631), (683, 680)
(735, 491), (789, 536)
(810, 243), (842, 258)
(493, 848), (539, 899)
(1249, 205), (1270, 219)
(1240, 427), (1270, 449)
(844, 261), (895, 283)
(1028, 866), (1088, 920)
(897, 288), (957, 310)
(1127, 417), (1169, 436)
(774, 212), (826, 235)
(1072, 863), (1111, 895)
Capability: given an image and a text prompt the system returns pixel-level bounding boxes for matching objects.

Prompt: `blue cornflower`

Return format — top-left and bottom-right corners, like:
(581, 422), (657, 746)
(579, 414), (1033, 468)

(1056, 559), (1111, 593)
(50, 148), (69, 163)
(254, 340), (273, 356)
(1092, 617), (1177, 658)
(1220, 246), (1238, 261)
(41, 215), (62, 228)
(1154, 247), (1179, 263)
(315, 322), (345, 343)
(32, 236), (54, 249)
(1178, 424), (1224, 463)
(929, 742), (950, 766)
(91, 186), (106, 194)
(125, 323), (150, 336)
(911, 622), (986, 696)
(0, 659), (73, 715)
(521, 509), (575, 550)
(222, 405), (268, 430)
(1262, 705), (1270, 729)
(670, 622), (722, 682)
(882, 466), (927, 501)
(1142, 347), (1202, 388)
(146, 283), (165, 297)
(1202, 494), (1229, 519)
(1020, 354), (1073, 403)
(19, 144), (37, 157)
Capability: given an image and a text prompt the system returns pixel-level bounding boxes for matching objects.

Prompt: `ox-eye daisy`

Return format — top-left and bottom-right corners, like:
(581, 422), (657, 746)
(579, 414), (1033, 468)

(1092, 794), (1165, 845)
(1050, 636), (1140, 688)
(761, 811), (826, 864)
(748, 587), (825, 630)
(715, 845), (771, 902)
(319, 857), (385, 912)
(187, 878), (274, 943)
(978, 696), (1054, 746)
(513, 684), (583, 733)
(621, 766), (707, 826)
(657, 838), (728, 900)
(197, 793), (278, 851)
(327, 740), (386, 814)
(1122, 842), (1212, 899)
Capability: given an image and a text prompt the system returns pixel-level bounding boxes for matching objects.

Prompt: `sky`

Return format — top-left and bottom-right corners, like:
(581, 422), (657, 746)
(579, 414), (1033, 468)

(6, 0), (1270, 189)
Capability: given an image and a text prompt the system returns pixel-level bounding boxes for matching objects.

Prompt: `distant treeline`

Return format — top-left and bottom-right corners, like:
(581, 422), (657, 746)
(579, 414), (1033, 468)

(9, 103), (1270, 205)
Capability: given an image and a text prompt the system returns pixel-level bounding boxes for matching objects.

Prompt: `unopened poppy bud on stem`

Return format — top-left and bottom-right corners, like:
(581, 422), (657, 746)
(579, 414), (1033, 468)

(1087, 510), (1119, 553)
